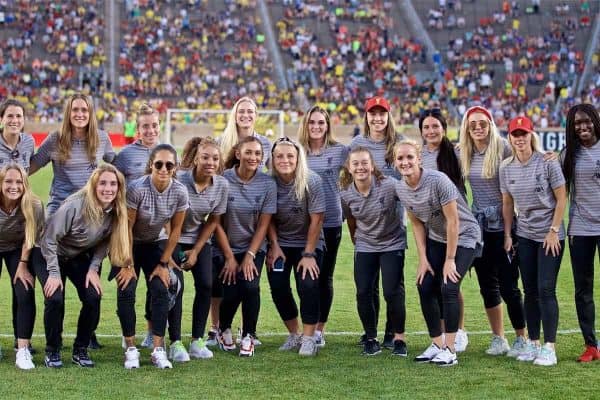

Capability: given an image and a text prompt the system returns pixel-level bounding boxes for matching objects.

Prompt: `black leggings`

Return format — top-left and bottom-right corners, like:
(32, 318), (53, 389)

(178, 243), (212, 339)
(319, 227), (342, 324)
(267, 247), (322, 325)
(354, 250), (406, 339)
(219, 251), (265, 337)
(472, 230), (526, 330)
(418, 239), (476, 337)
(32, 247), (100, 352)
(0, 249), (36, 340)
(570, 235), (600, 347)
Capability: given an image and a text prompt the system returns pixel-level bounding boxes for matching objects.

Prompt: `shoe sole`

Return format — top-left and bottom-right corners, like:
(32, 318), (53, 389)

(391, 352), (408, 357)
(124, 364), (139, 369)
(72, 360), (95, 367)
(414, 358), (433, 363)
(362, 350), (382, 356)
(44, 362), (63, 368)
(434, 360), (458, 367)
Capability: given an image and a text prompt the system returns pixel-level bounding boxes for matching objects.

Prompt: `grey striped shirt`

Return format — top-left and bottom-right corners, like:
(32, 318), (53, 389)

(396, 169), (481, 249)
(127, 175), (189, 243)
(40, 194), (113, 277)
(566, 140), (600, 235)
(113, 140), (153, 186)
(0, 200), (44, 252)
(31, 131), (116, 215)
(341, 176), (407, 252)
(273, 172), (326, 249)
(499, 152), (566, 241)
(217, 168), (277, 255)
(306, 143), (348, 228)
(0, 133), (35, 172)
(178, 170), (229, 245)
(421, 147), (439, 170)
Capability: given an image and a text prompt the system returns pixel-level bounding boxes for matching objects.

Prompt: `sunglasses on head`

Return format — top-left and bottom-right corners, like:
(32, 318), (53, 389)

(153, 161), (175, 171)
(272, 136), (299, 152)
(420, 108), (442, 118)
(469, 120), (489, 130)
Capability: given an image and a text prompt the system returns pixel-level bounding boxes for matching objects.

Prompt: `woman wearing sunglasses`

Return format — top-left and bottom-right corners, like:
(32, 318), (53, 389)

(0, 164), (43, 369)
(112, 144), (189, 369)
(298, 106), (348, 347)
(213, 136), (276, 357)
(0, 99), (34, 171)
(500, 116), (567, 366)
(267, 137), (325, 356)
(457, 106), (527, 357)
(350, 96), (407, 348)
(561, 104), (600, 362)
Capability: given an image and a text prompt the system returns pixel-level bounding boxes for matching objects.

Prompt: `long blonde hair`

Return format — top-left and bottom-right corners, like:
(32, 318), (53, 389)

(58, 93), (100, 164)
(221, 97), (257, 159)
(339, 146), (385, 190)
(297, 105), (338, 150)
(77, 164), (130, 266)
(458, 107), (505, 179)
(504, 131), (542, 164)
(271, 138), (310, 202)
(0, 164), (41, 249)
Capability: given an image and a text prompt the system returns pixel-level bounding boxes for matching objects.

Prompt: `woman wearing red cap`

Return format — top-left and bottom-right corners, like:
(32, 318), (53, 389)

(350, 97), (407, 348)
(500, 116), (566, 366)
(458, 106), (526, 357)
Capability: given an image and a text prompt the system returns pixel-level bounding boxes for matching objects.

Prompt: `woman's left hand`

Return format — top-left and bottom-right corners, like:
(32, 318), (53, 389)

(241, 254), (258, 281)
(297, 256), (319, 280)
(543, 151), (558, 161)
(443, 259), (460, 284)
(85, 269), (103, 296)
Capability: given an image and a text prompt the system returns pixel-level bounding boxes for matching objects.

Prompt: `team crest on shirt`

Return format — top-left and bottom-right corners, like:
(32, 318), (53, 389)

(290, 206), (302, 214)
(228, 196), (235, 202)
(594, 161), (600, 179)
(88, 162), (98, 171)
(535, 173), (544, 192)
(327, 157), (333, 166)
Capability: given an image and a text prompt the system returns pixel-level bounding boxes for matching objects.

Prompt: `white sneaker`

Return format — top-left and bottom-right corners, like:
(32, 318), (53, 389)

(15, 347), (35, 370)
(533, 343), (557, 366)
(507, 336), (528, 358)
(454, 329), (468, 353)
(314, 331), (325, 348)
(239, 334), (255, 357)
(219, 328), (236, 351)
(431, 348), (458, 366)
(169, 341), (190, 362)
(414, 343), (443, 363)
(141, 331), (153, 349)
(516, 341), (540, 362)
(151, 347), (173, 369)
(124, 347), (140, 369)
(279, 333), (301, 351)
(206, 329), (219, 347)
(486, 335), (510, 355)
(298, 335), (317, 356)
(189, 339), (213, 359)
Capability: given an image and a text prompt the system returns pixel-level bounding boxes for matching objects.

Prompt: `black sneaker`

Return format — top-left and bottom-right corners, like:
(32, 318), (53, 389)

(391, 339), (408, 356)
(44, 351), (63, 368)
(357, 333), (367, 346)
(88, 333), (103, 349)
(362, 339), (382, 356)
(382, 333), (394, 349)
(72, 347), (95, 367)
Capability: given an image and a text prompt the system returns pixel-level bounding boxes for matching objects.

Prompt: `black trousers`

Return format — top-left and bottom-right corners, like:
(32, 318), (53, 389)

(267, 247), (322, 325)
(179, 243), (213, 339)
(219, 251), (265, 337)
(354, 250), (406, 339)
(569, 235), (600, 346)
(32, 247), (100, 352)
(0, 248), (36, 340)
(319, 227), (342, 324)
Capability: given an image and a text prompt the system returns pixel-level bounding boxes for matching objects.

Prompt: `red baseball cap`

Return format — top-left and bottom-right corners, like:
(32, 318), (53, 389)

(364, 96), (390, 112)
(508, 115), (534, 135)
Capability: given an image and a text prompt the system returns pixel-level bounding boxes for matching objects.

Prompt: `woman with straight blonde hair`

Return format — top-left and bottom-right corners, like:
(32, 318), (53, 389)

(0, 164), (44, 369)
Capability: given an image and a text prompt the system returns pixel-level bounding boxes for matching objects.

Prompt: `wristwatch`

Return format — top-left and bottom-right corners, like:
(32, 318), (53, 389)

(301, 251), (317, 259)
(550, 226), (559, 233)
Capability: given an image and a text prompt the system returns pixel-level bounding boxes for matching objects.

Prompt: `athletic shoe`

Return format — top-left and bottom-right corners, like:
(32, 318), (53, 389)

(44, 351), (63, 368)
(533, 344), (557, 366)
(357, 333), (367, 346)
(486, 335), (510, 356)
(219, 328), (236, 351)
(88, 333), (103, 349)
(382, 333), (394, 349)
(391, 339), (408, 357)
(151, 347), (173, 369)
(507, 336), (528, 358)
(13, 341), (36, 355)
(189, 339), (213, 359)
(516, 342), (540, 362)
(414, 343), (443, 363)
(169, 341), (190, 362)
(577, 345), (600, 363)
(124, 347), (140, 369)
(314, 331), (326, 348)
(141, 331), (153, 349)
(239, 334), (255, 357)
(72, 347), (95, 367)
(253, 336), (262, 346)
(299, 335), (318, 357)
(15, 347), (35, 370)
(454, 329), (468, 353)
(362, 339), (382, 356)
(431, 348), (458, 367)
(279, 333), (301, 351)
(206, 329), (219, 347)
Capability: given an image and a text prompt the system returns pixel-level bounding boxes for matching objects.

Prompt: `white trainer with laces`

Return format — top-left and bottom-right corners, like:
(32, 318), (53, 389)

(189, 339), (213, 359)
(533, 344), (557, 366)
(219, 328), (236, 351)
(486, 335), (510, 355)
(454, 329), (468, 353)
(414, 343), (443, 363)
(239, 334), (255, 357)
(15, 347), (35, 370)
(151, 347), (173, 369)
(298, 335), (317, 356)
(124, 347), (140, 369)
(431, 348), (458, 367)
(516, 341), (540, 362)
(507, 336), (528, 358)
(279, 333), (301, 351)
(169, 341), (190, 362)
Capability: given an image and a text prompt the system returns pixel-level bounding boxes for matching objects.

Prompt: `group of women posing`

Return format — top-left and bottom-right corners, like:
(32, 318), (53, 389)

(1, 93), (599, 371)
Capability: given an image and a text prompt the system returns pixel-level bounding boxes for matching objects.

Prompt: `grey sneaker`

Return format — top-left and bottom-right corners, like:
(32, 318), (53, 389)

(279, 333), (301, 351)
(189, 339), (213, 359)
(516, 341), (540, 362)
(141, 331), (153, 349)
(507, 336), (528, 358)
(298, 335), (317, 356)
(533, 344), (557, 366)
(314, 332), (325, 348)
(486, 335), (510, 355)
(454, 329), (468, 353)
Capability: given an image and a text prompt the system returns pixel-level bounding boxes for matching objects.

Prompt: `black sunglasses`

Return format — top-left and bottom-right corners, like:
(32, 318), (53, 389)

(272, 136), (299, 152)
(153, 161), (175, 171)
(420, 108), (442, 118)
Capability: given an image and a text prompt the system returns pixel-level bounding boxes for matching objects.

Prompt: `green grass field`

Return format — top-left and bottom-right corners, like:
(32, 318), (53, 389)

(0, 166), (598, 399)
